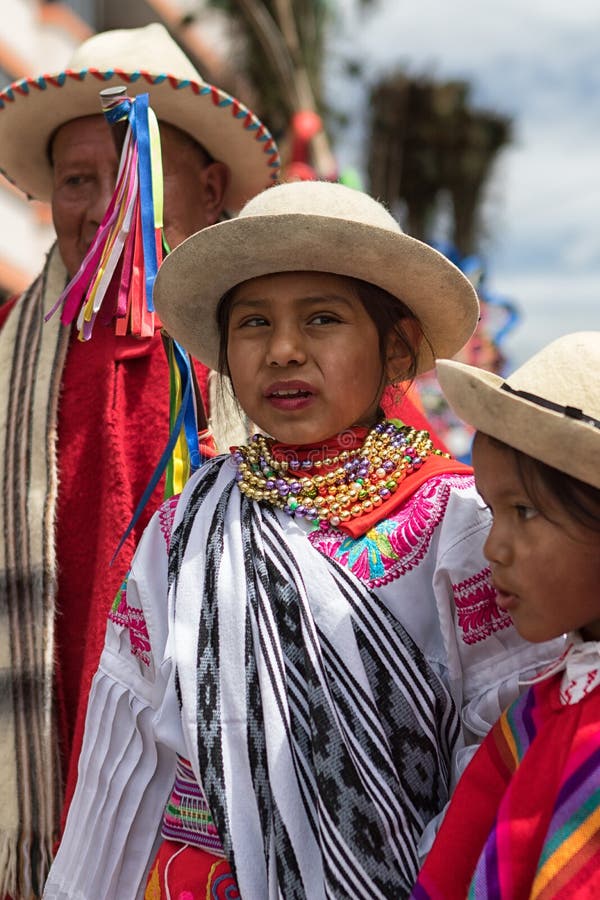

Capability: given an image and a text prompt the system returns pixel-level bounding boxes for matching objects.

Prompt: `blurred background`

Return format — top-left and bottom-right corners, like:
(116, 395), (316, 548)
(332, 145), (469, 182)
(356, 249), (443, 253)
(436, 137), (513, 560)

(1, 0), (598, 454)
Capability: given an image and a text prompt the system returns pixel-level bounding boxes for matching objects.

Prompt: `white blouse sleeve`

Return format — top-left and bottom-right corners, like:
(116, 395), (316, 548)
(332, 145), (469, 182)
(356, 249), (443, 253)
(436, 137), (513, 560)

(44, 504), (182, 900)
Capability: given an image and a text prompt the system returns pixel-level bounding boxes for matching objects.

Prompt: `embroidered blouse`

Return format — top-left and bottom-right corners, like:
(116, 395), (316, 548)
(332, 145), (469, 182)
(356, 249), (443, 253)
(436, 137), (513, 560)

(44, 453), (563, 899)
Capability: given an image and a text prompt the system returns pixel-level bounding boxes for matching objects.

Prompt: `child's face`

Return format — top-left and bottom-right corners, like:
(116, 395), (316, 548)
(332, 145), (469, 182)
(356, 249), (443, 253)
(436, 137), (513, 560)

(226, 271), (388, 445)
(472, 433), (600, 642)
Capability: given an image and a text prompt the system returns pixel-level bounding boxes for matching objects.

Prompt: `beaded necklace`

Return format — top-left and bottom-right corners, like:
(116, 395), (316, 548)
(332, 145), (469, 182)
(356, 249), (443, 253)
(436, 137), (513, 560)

(233, 420), (449, 529)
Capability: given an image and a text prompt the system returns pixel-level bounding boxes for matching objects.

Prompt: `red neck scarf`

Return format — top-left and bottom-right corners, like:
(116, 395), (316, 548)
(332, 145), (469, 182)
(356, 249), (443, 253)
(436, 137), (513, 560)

(269, 423), (472, 538)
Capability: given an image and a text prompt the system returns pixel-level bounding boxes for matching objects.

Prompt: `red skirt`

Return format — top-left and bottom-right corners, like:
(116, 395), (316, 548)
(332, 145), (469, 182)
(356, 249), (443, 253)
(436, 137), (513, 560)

(144, 840), (238, 899)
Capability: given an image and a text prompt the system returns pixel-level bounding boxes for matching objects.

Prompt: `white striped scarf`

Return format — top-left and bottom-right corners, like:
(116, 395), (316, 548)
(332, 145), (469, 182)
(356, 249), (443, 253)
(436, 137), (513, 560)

(169, 458), (460, 899)
(0, 245), (69, 899)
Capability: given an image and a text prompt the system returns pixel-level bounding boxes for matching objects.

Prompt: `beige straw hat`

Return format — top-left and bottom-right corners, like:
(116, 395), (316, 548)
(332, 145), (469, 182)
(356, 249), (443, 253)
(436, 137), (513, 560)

(153, 179), (479, 374)
(437, 331), (600, 489)
(0, 23), (279, 210)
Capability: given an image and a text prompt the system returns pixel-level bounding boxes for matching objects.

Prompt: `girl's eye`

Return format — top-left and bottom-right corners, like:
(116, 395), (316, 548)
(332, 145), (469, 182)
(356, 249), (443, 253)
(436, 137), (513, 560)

(239, 316), (268, 328)
(309, 313), (340, 325)
(515, 504), (537, 521)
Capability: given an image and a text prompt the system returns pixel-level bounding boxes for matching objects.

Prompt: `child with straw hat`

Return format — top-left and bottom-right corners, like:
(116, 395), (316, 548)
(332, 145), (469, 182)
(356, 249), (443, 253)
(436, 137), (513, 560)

(45, 181), (561, 899)
(413, 332), (600, 898)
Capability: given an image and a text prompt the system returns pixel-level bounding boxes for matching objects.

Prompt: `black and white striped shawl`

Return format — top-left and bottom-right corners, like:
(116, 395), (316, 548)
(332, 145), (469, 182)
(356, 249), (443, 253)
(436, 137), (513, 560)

(168, 457), (460, 899)
(0, 245), (69, 898)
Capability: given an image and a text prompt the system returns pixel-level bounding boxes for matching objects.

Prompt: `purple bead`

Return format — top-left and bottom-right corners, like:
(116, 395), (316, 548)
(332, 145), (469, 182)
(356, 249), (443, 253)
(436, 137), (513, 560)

(290, 459), (300, 470)
(383, 459), (395, 472)
(379, 487), (391, 498)
(265, 479), (275, 490)
(278, 484), (290, 496)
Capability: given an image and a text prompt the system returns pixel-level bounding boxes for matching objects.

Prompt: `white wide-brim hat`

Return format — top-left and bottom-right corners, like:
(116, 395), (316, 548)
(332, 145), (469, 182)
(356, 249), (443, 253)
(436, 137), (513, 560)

(437, 331), (600, 490)
(153, 180), (479, 374)
(0, 23), (279, 210)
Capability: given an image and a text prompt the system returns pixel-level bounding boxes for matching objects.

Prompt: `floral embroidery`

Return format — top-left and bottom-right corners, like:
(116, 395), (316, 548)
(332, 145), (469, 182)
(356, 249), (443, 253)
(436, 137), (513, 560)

(109, 576), (152, 666)
(453, 567), (511, 644)
(309, 475), (468, 588)
(159, 494), (180, 552)
(108, 496), (180, 666)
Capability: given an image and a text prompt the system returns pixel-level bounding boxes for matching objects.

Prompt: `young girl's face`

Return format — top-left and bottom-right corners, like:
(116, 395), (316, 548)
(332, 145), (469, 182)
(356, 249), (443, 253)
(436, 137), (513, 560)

(226, 271), (397, 445)
(472, 433), (600, 642)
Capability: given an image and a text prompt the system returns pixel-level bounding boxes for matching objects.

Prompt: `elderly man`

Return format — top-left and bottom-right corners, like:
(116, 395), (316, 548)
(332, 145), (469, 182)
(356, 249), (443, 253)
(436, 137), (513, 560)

(0, 23), (278, 898)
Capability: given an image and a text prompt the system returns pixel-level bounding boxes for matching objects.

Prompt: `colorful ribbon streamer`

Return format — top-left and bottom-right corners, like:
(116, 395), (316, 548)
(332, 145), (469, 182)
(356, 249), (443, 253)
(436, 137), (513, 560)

(44, 90), (214, 560)
(46, 92), (164, 339)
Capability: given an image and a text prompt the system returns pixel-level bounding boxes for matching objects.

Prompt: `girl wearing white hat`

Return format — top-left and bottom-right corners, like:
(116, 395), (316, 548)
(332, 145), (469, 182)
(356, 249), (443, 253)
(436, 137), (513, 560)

(45, 181), (560, 899)
(413, 332), (600, 898)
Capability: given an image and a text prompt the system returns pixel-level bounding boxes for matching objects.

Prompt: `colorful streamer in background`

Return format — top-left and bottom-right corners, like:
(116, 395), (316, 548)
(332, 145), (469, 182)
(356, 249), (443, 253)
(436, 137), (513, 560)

(44, 90), (210, 559)
(417, 243), (521, 462)
(46, 91), (163, 339)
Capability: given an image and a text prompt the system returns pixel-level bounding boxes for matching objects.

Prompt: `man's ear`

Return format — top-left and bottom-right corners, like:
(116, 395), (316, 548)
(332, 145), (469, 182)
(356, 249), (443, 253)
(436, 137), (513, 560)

(385, 319), (422, 383)
(201, 161), (230, 225)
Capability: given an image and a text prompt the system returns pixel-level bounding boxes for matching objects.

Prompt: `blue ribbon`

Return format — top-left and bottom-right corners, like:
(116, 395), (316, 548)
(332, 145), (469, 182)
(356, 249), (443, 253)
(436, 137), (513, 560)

(173, 339), (202, 471)
(110, 339), (203, 565)
(129, 93), (159, 312)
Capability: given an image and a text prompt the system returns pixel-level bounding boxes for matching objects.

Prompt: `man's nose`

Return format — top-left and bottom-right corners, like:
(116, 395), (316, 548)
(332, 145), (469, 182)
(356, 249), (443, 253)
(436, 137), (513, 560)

(87, 173), (117, 228)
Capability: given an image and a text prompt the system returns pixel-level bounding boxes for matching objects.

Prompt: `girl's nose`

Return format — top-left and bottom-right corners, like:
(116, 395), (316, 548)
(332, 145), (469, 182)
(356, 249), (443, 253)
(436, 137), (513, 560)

(482, 521), (511, 566)
(266, 326), (307, 367)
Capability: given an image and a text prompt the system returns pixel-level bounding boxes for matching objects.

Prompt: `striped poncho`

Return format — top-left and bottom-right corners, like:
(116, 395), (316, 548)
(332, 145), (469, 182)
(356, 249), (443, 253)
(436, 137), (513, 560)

(412, 646), (600, 899)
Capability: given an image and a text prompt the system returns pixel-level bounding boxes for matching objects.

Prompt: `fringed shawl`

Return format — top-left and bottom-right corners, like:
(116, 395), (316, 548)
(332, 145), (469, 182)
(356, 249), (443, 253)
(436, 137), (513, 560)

(0, 245), (69, 898)
(168, 457), (461, 898)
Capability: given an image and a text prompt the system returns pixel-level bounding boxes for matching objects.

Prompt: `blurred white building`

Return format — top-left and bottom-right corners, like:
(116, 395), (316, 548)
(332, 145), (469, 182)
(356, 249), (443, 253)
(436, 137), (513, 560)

(0, 0), (231, 301)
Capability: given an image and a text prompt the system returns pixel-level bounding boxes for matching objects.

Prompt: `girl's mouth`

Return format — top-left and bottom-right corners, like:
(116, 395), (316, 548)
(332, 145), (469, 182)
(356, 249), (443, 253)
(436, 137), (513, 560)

(267, 390), (314, 411)
(264, 381), (315, 409)
(270, 388), (311, 398)
(494, 587), (519, 611)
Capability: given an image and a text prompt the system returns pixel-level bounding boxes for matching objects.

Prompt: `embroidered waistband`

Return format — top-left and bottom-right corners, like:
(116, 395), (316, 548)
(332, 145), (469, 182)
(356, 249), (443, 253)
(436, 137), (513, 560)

(161, 756), (225, 856)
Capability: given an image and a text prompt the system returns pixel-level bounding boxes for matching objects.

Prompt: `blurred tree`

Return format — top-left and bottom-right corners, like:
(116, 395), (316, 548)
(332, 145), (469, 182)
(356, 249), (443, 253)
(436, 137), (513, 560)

(204, 0), (337, 177)
(368, 72), (511, 254)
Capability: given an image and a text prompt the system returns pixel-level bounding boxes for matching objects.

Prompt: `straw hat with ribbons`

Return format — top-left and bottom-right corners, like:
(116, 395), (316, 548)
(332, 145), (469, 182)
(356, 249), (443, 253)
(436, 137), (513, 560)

(0, 22), (280, 211)
(437, 331), (600, 490)
(153, 179), (480, 374)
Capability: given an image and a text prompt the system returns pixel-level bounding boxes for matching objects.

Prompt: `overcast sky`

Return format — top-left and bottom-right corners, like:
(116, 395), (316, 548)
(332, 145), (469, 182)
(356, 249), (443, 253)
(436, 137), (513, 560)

(325, 0), (600, 366)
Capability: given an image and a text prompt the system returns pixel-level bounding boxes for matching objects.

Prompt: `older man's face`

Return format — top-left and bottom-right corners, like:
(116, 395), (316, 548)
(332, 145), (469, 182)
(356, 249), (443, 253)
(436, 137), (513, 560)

(51, 114), (229, 277)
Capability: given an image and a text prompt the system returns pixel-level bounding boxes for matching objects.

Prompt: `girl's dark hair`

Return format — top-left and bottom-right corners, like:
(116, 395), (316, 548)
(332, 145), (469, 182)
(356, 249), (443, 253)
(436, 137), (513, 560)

(486, 435), (600, 533)
(215, 273), (429, 386)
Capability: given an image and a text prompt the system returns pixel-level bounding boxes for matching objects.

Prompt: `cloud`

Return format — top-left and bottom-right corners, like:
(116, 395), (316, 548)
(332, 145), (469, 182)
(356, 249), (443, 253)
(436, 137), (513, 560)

(326, 0), (600, 365)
